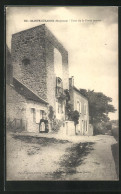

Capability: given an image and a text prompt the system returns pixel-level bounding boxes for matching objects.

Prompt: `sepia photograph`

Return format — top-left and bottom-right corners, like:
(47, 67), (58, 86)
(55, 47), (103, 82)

(6, 6), (119, 181)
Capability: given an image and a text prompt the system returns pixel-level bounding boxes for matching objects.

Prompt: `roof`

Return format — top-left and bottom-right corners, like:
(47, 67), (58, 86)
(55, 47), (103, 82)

(73, 86), (88, 100)
(13, 77), (48, 105)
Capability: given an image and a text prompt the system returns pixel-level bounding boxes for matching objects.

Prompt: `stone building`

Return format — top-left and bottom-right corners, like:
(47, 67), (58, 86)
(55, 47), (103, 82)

(69, 77), (93, 136)
(7, 24), (69, 132)
(6, 45), (48, 133)
(11, 24), (69, 122)
(7, 24), (93, 135)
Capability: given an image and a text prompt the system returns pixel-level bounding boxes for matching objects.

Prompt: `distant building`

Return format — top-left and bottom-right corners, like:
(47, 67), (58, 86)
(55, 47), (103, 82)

(69, 77), (93, 136)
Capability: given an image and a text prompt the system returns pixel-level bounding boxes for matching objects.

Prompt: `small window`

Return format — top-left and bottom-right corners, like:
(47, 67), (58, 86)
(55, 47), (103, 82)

(84, 104), (87, 115)
(36, 109), (40, 123)
(31, 108), (36, 122)
(22, 58), (30, 66)
(77, 101), (80, 112)
(84, 121), (87, 131)
(41, 110), (45, 119)
(58, 102), (63, 114)
(58, 103), (61, 114)
(56, 77), (63, 87)
(77, 100), (82, 113)
(80, 102), (82, 113)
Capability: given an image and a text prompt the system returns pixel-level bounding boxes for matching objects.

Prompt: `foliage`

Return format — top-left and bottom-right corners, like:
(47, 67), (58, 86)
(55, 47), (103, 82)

(79, 89), (116, 124)
(48, 106), (54, 121)
(52, 119), (63, 133)
(65, 101), (73, 120)
(106, 122), (112, 131)
(58, 93), (66, 101)
(110, 120), (119, 127)
(64, 89), (73, 120)
(69, 110), (80, 126)
(79, 89), (116, 135)
(93, 121), (112, 135)
(64, 89), (70, 101)
(64, 90), (80, 129)
(48, 106), (63, 133)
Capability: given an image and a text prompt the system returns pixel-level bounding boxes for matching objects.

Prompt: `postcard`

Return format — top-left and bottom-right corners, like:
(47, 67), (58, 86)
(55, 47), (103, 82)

(6, 6), (119, 181)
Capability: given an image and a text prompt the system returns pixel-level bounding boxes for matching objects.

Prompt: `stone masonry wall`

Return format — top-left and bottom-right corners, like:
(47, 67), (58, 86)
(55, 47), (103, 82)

(6, 84), (48, 132)
(6, 84), (27, 122)
(26, 100), (47, 133)
(11, 24), (47, 101)
(11, 24), (69, 115)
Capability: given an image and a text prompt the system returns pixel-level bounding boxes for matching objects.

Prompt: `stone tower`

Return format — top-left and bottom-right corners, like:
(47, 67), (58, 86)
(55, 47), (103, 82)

(11, 24), (69, 113)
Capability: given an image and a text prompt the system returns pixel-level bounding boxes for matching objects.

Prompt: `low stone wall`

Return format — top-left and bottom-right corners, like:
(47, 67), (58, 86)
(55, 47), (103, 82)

(88, 124), (94, 136)
(65, 121), (75, 136)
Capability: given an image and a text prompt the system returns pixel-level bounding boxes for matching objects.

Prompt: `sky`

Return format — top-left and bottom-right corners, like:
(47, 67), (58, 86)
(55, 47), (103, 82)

(6, 6), (118, 120)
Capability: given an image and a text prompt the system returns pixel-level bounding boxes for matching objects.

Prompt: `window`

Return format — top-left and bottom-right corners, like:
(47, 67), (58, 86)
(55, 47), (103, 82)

(58, 102), (62, 114)
(77, 101), (80, 112)
(56, 77), (62, 87)
(41, 110), (45, 119)
(85, 121), (88, 131)
(22, 58), (30, 66)
(31, 109), (46, 123)
(36, 109), (40, 123)
(40, 110), (43, 120)
(58, 101), (64, 114)
(77, 101), (82, 113)
(80, 102), (82, 113)
(31, 108), (36, 122)
(83, 121), (85, 130)
(83, 121), (87, 131)
(56, 77), (63, 96)
(84, 103), (87, 115)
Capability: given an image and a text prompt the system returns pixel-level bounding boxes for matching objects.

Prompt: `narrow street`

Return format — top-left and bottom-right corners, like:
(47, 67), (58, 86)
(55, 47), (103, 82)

(7, 131), (118, 181)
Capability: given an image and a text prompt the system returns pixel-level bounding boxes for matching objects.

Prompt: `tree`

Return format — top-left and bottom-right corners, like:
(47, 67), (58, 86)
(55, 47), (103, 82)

(69, 110), (80, 134)
(80, 89), (116, 123)
(48, 106), (54, 121)
(79, 89), (116, 134)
